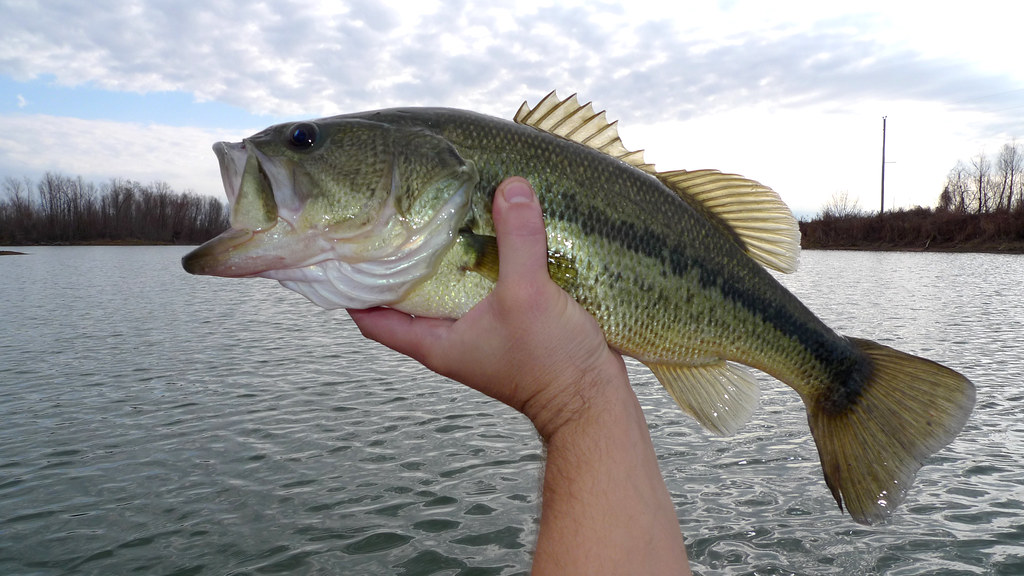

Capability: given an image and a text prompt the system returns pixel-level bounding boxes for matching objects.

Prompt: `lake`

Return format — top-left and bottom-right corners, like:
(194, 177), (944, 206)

(1, 247), (1022, 575)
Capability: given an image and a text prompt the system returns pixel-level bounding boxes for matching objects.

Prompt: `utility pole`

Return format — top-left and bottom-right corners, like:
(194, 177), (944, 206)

(880, 116), (887, 215)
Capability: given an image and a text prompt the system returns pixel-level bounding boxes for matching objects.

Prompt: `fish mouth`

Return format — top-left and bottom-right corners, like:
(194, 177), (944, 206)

(181, 227), (256, 276)
(182, 141), (310, 278)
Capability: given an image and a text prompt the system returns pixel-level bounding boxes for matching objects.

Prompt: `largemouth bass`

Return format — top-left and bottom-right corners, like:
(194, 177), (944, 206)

(183, 92), (974, 525)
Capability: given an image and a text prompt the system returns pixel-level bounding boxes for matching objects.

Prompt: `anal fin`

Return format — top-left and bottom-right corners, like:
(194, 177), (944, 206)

(646, 361), (760, 436)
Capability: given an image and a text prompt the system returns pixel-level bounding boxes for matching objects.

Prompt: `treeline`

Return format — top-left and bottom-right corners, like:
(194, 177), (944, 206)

(802, 140), (1024, 252)
(0, 172), (229, 245)
(801, 207), (1024, 252)
(939, 141), (1023, 213)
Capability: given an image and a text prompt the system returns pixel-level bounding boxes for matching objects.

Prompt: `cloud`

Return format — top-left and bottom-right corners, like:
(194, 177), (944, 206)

(16, 94), (26, 108)
(0, 0), (1021, 214)
(0, 114), (249, 197)
(1, 0), (1018, 125)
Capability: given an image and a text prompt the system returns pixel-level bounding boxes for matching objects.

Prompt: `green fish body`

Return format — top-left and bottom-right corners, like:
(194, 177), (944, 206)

(183, 92), (974, 525)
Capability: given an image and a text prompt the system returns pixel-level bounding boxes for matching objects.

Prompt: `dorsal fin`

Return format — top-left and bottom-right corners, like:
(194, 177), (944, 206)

(657, 170), (801, 274)
(514, 91), (799, 273)
(514, 91), (656, 174)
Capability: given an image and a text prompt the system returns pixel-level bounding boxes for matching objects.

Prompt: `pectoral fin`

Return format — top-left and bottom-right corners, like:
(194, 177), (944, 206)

(461, 232), (500, 282)
(461, 232), (578, 286)
(646, 361), (760, 436)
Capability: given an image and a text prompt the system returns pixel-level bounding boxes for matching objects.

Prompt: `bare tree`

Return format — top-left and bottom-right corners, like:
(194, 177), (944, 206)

(993, 141), (1021, 211)
(1, 176), (36, 242)
(819, 190), (862, 219)
(969, 153), (993, 213)
(940, 161), (971, 212)
(0, 171), (228, 245)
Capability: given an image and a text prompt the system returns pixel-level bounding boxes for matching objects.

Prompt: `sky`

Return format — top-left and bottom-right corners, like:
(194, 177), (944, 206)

(1, 0), (1022, 218)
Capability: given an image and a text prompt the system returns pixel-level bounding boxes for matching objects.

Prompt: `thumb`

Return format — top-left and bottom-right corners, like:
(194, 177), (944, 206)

(492, 177), (549, 285)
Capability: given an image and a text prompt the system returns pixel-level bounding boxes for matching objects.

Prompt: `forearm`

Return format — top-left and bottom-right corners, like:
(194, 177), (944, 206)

(531, 370), (691, 575)
(351, 178), (689, 573)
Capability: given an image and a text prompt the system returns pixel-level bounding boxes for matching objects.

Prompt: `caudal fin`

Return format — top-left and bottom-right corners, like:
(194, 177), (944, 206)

(806, 337), (975, 525)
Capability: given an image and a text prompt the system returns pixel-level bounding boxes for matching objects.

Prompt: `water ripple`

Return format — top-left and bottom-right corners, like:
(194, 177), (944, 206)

(1, 247), (1022, 574)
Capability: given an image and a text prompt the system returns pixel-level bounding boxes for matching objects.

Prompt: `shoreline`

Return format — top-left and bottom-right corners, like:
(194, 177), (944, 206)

(4, 242), (1023, 255)
(799, 209), (1024, 255)
(801, 242), (1024, 255)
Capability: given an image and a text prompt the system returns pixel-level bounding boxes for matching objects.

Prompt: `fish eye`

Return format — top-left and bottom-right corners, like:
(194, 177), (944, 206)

(287, 122), (319, 151)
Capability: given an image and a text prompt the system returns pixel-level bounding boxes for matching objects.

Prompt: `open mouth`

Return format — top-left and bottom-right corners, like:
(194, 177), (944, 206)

(181, 140), (287, 277)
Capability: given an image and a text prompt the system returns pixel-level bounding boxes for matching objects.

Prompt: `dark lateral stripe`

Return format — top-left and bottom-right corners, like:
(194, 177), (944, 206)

(548, 170), (853, 375)
(400, 107), (858, 384)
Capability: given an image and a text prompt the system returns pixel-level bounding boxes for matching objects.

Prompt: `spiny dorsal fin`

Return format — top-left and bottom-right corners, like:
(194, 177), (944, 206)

(514, 91), (656, 174)
(645, 360), (760, 436)
(657, 170), (801, 274)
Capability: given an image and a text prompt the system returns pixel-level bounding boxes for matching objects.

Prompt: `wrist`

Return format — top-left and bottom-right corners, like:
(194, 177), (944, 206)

(525, 352), (636, 442)
(530, 353), (691, 574)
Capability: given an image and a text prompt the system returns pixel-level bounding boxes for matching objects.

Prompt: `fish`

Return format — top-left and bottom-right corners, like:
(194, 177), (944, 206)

(182, 91), (975, 525)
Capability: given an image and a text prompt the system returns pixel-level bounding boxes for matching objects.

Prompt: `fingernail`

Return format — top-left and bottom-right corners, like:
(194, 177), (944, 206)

(502, 179), (534, 204)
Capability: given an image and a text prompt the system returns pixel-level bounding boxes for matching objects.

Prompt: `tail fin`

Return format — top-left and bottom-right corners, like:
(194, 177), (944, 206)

(806, 337), (975, 525)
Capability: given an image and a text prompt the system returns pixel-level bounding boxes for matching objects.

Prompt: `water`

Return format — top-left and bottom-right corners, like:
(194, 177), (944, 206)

(1, 247), (1021, 575)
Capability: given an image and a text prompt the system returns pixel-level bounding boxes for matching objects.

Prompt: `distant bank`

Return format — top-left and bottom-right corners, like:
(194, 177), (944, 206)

(800, 209), (1024, 254)
(6, 210), (1024, 254)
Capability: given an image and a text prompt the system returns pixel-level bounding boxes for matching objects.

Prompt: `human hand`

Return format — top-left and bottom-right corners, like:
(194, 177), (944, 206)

(350, 177), (690, 574)
(348, 177), (629, 440)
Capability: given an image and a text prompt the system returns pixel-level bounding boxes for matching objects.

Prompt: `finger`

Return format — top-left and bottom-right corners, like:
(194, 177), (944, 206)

(492, 177), (550, 286)
(348, 307), (455, 362)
